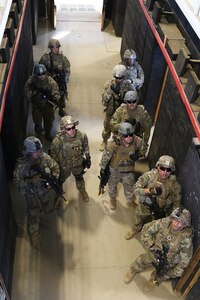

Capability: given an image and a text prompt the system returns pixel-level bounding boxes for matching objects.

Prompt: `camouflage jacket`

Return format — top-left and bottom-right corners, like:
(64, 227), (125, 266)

(141, 217), (193, 276)
(51, 130), (90, 169)
(39, 52), (71, 83)
(110, 103), (152, 144)
(120, 61), (144, 89)
(102, 78), (136, 116)
(24, 75), (60, 106)
(134, 168), (181, 213)
(100, 136), (147, 172)
(13, 152), (60, 196)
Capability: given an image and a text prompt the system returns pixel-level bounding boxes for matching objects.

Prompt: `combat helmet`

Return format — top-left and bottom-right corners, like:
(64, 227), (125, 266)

(112, 64), (126, 78)
(156, 155), (175, 171)
(34, 64), (46, 76)
(124, 90), (139, 102)
(23, 136), (42, 155)
(60, 115), (79, 130)
(171, 207), (191, 227)
(48, 39), (61, 48)
(118, 122), (135, 136)
(123, 49), (137, 61)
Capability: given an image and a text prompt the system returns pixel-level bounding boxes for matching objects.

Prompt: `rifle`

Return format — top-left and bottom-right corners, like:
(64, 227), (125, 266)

(33, 85), (59, 108)
(152, 244), (169, 279)
(98, 163), (110, 196)
(51, 69), (67, 94)
(144, 195), (166, 220)
(31, 164), (69, 205)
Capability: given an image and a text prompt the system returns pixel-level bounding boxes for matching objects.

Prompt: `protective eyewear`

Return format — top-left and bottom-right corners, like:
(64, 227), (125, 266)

(160, 166), (172, 172)
(37, 72), (45, 76)
(115, 76), (124, 80)
(65, 125), (76, 131)
(127, 100), (137, 104)
(122, 133), (134, 138)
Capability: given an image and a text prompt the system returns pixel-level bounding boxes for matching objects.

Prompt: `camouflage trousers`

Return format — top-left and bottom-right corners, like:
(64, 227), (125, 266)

(130, 250), (177, 282)
(108, 167), (135, 203)
(60, 165), (86, 193)
(26, 188), (57, 235)
(102, 113), (112, 141)
(32, 103), (55, 135)
(131, 202), (152, 232)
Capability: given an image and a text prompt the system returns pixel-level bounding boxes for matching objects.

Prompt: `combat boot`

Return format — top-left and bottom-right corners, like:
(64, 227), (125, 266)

(80, 190), (89, 202)
(124, 269), (137, 284)
(99, 140), (107, 151)
(143, 279), (157, 292)
(125, 227), (141, 240)
(110, 197), (117, 210)
(29, 231), (41, 250)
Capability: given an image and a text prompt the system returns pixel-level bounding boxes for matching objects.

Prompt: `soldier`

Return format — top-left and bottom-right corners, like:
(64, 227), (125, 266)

(24, 64), (60, 141)
(13, 136), (60, 250)
(50, 115), (91, 202)
(99, 64), (136, 151)
(39, 39), (71, 117)
(121, 48), (144, 90)
(124, 207), (193, 293)
(99, 122), (147, 210)
(110, 90), (152, 145)
(125, 155), (181, 240)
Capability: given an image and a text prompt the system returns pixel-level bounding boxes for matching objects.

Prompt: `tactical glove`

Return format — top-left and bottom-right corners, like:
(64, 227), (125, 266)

(149, 185), (162, 196)
(84, 154), (91, 169)
(110, 84), (120, 95)
(135, 122), (141, 135)
(129, 152), (139, 162)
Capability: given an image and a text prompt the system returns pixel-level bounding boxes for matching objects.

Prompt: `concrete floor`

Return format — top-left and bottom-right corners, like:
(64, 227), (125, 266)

(11, 2), (180, 299)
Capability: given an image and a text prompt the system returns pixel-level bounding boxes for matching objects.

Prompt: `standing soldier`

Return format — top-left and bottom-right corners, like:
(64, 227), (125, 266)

(99, 64), (136, 151)
(124, 207), (193, 293)
(110, 90), (152, 145)
(99, 122), (147, 210)
(24, 64), (60, 141)
(125, 155), (181, 240)
(121, 48), (144, 90)
(39, 39), (71, 117)
(13, 136), (60, 250)
(51, 115), (91, 202)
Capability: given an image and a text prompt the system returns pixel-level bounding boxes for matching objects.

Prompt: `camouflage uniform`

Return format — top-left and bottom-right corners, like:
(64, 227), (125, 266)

(129, 168), (181, 234)
(100, 133), (147, 205)
(50, 129), (90, 197)
(127, 212), (193, 289)
(39, 50), (70, 110)
(102, 78), (135, 142)
(121, 48), (144, 90)
(110, 103), (152, 144)
(120, 61), (144, 90)
(13, 152), (60, 235)
(24, 73), (60, 138)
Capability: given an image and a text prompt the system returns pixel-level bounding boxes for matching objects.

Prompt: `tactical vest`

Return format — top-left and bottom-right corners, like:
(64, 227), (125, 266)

(110, 143), (136, 172)
(60, 133), (84, 168)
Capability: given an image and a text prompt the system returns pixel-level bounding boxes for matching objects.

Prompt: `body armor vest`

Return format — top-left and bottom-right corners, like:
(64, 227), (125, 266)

(110, 143), (136, 172)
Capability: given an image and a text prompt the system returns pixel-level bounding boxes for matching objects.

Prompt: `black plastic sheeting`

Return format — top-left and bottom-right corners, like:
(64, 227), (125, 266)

(0, 0), (33, 292)
(1, 0), (34, 180)
(0, 140), (16, 294)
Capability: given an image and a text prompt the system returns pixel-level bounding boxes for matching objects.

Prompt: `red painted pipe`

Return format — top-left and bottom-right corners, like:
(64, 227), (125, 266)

(0, 0), (27, 131)
(139, 0), (200, 141)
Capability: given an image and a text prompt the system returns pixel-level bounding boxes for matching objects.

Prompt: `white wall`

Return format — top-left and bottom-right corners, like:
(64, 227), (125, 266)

(175, 0), (200, 37)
